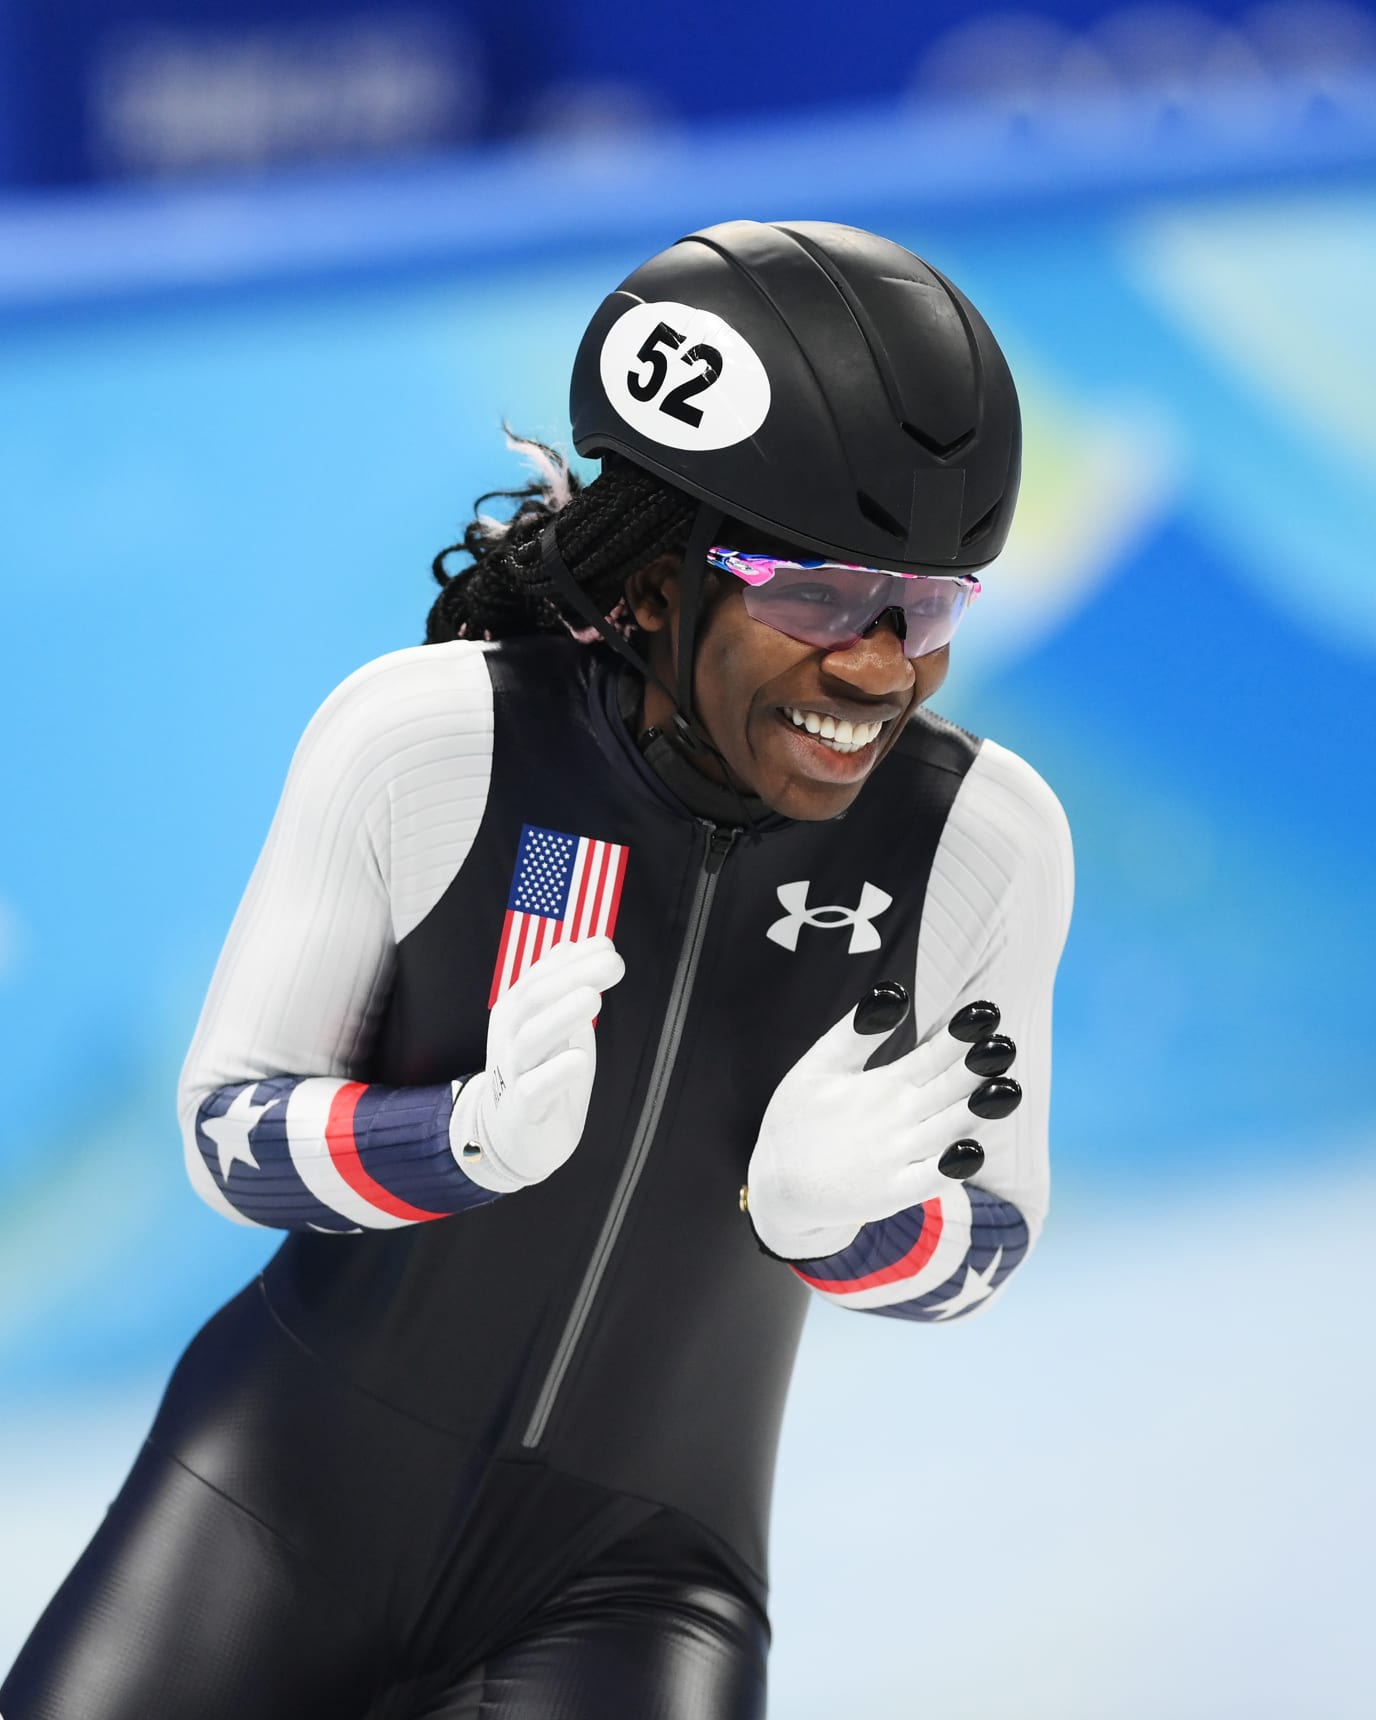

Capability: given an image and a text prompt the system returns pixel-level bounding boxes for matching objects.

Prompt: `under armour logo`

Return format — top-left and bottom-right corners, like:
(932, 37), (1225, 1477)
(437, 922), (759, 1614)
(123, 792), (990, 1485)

(766, 880), (893, 954)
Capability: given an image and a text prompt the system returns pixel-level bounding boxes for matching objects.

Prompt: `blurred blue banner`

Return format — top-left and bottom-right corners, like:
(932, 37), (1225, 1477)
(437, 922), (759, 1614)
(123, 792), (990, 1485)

(4, 0), (1376, 184)
(2, 0), (495, 185)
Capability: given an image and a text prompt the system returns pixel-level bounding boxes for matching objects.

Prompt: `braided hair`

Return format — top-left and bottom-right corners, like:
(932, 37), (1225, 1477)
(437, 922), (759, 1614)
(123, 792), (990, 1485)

(426, 432), (699, 646)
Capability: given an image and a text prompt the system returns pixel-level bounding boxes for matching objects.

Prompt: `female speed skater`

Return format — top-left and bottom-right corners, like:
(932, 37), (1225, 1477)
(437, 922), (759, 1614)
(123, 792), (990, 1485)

(2, 218), (1073, 1719)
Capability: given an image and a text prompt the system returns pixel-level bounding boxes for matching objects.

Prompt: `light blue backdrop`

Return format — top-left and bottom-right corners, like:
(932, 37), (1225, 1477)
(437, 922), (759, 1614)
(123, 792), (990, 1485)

(2, 98), (1373, 1717)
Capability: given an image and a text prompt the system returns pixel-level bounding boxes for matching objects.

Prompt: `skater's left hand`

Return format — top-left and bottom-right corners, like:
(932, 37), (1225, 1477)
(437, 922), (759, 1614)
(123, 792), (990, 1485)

(742, 982), (1022, 1261)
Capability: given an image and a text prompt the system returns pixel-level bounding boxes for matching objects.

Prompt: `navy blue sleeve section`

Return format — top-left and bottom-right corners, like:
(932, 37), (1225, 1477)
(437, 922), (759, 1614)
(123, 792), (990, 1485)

(194, 1076), (499, 1232)
(348, 1081), (497, 1215)
(791, 1201), (937, 1286)
(872, 1187), (1031, 1323)
(196, 1078), (341, 1231)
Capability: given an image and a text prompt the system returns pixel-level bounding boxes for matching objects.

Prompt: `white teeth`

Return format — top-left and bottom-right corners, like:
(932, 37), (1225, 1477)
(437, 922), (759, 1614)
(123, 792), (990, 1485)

(782, 708), (884, 753)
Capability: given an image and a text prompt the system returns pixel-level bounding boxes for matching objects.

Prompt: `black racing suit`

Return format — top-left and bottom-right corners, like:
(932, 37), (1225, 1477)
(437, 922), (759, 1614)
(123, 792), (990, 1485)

(3, 637), (1066, 1719)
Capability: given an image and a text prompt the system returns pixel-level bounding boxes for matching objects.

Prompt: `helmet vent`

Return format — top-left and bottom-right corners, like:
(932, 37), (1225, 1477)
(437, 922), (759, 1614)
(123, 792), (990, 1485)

(960, 502), (1001, 548)
(855, 490), (906, 540)
(902, 422), (974, 461)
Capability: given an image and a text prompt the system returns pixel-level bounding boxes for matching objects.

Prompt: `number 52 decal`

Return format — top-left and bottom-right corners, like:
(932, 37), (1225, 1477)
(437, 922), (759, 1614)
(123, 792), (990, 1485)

(599, 300), (771, 451)
(626, 322), (723, 428)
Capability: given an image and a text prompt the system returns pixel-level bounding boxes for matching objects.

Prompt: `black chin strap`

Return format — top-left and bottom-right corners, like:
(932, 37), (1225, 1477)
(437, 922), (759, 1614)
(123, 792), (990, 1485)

(669, 502), (721, 751)
(539, 507), (764, 836)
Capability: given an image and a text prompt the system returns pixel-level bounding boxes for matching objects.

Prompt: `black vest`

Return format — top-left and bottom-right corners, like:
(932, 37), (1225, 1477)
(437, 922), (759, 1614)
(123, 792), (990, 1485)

(262, 637), (979, 1577)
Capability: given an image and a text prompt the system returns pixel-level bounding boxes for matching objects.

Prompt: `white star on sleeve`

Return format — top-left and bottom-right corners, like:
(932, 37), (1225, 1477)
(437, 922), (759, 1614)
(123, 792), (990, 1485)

(929, 1246), (1005, 1320)
(201, 1085), (275, 1182)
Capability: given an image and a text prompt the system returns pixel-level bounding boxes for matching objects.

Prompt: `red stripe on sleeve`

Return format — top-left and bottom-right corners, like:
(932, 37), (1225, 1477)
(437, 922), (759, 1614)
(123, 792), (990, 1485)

(792, 1201), (944, 1294)
(325, 1082), (445, 1223)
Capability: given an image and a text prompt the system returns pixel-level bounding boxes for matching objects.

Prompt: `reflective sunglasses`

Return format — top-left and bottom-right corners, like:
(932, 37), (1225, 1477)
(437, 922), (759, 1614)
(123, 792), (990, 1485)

(705, 548), (980, 660)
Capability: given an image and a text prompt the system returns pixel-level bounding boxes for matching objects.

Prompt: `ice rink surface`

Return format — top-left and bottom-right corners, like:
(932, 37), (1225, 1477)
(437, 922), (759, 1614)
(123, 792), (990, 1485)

(3, 1161), (1371, 1719)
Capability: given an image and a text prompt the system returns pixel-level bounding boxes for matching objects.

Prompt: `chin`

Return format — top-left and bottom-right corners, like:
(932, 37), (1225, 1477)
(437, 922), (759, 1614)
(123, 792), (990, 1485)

(761, 778), (866, 821)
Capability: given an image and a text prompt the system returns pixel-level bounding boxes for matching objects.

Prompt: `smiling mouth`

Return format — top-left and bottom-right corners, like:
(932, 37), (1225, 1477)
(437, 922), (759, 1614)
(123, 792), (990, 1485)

(779, 704), (887, 755)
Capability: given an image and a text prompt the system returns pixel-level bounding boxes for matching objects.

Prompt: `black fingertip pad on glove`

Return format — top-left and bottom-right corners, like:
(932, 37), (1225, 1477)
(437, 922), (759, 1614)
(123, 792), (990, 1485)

(965, 1034), (1016, 1077)
(969, 1077), (1022, 1120)
(939, 1139), (985, 1180)
(949, 1000), (1000, 1042)
(855, 980), (910, 1035)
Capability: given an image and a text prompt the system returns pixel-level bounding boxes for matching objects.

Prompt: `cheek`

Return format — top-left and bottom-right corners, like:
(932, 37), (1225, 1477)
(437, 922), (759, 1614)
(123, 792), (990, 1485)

(705, 639), (761, 752)
(915, 646), (951, 703)
(699, 621), (766, 722)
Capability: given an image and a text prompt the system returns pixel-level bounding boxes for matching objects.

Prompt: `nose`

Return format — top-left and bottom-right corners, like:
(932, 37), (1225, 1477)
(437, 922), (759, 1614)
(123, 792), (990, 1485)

(821, 608), (915, 695)
(863, 605), (907, 646)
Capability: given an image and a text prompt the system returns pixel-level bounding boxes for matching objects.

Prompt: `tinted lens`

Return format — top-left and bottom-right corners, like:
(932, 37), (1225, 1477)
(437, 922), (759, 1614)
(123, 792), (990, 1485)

(728, 561), (975, 658)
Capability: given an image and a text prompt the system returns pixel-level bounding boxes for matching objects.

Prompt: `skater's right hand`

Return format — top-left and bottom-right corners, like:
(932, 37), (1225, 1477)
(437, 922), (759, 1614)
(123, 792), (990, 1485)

(449, 937), (625, 1194)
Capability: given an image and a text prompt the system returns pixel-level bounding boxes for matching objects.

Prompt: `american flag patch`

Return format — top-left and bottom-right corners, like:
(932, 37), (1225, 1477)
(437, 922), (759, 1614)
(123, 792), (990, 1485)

(488, 824), (630, 1007)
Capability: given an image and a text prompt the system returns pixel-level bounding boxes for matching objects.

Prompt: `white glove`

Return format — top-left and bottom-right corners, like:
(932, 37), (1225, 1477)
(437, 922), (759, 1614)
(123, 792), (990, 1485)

(450, 936), (625, 1194)
(744, 987), (1019, 1260)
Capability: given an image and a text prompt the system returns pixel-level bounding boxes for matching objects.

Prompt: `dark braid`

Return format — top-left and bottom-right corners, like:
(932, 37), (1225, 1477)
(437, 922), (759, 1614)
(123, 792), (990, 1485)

(426, 432), (698, 646)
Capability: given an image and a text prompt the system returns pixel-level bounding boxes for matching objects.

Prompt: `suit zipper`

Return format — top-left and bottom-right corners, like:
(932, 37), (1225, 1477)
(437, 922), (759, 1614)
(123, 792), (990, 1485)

(520, 821), (737, 1449)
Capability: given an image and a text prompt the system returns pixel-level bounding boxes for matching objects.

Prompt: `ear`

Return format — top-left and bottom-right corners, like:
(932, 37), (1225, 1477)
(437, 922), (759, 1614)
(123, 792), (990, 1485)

(623, 554), (680, 635)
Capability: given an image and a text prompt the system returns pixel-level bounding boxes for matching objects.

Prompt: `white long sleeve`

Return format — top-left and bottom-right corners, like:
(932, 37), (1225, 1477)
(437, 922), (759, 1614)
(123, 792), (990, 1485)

(792, 738), (1074, 1319)
(178, 642), (497, 1229)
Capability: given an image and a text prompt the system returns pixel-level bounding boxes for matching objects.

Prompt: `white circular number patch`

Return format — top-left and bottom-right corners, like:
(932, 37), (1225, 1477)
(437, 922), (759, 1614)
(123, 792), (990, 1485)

(598, 300), (771, 452)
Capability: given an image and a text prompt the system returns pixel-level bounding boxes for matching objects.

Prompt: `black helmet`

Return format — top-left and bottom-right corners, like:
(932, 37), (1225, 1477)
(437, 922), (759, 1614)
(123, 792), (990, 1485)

(570, 219), (1021, 573)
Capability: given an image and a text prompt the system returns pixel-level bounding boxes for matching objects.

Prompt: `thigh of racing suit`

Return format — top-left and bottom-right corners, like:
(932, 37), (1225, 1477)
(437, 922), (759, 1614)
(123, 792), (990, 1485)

(1, 1282), (771, 1720)
(1, 1278), (433, 1720)
(0, 1436), (386, 1720)
(2, 1458), (769, 1720)
(409, 1511), (769, 1720)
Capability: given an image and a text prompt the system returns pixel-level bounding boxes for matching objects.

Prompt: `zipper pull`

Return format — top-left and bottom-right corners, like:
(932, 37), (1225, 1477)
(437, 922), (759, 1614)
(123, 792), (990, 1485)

(703, 824), (737, 875)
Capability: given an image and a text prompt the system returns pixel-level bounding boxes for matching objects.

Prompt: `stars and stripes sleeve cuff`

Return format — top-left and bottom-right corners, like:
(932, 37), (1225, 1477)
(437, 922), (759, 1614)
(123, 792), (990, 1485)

(190, 1075), (499, 1231)
(788, 1184), (1031, 1322)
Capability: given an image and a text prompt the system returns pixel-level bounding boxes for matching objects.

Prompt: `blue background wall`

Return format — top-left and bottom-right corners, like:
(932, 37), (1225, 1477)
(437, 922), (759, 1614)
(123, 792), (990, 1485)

(1, 15), (1374, 1712)
(5, 0), (1376, 184)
